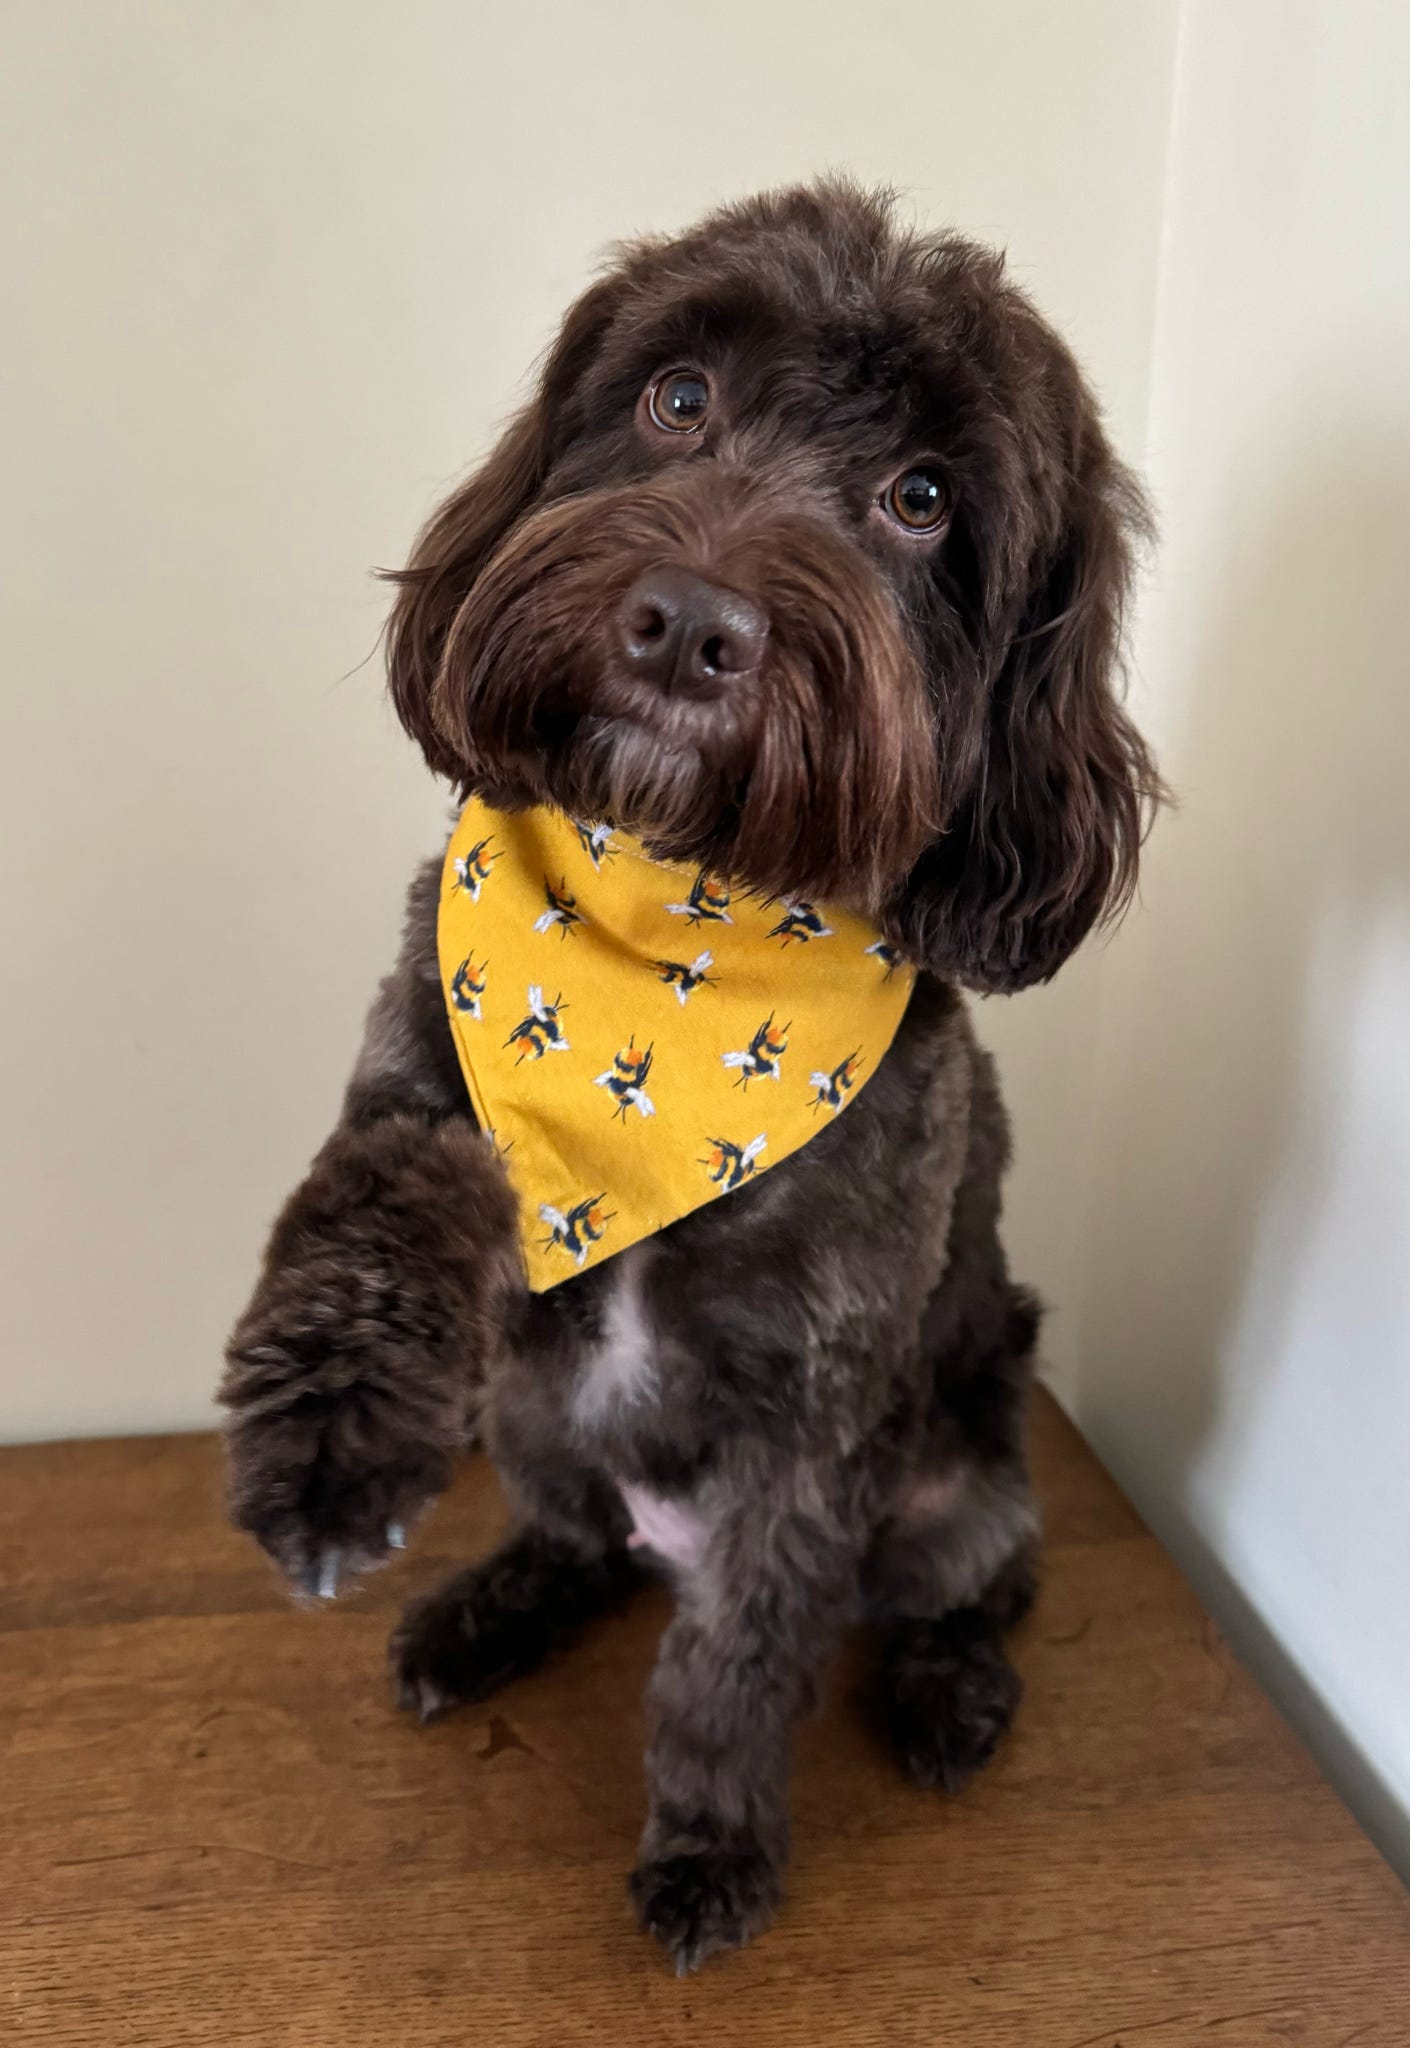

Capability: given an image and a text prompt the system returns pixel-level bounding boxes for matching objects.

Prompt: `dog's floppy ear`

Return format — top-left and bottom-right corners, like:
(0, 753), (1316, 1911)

(384, 272), (626, 776)
(888, 419), (1161, 994)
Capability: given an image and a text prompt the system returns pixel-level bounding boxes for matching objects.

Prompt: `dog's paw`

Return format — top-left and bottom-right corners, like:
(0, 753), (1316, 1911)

(222, 1295), (458, 1600)
(629, 1842), (780, 1973)
(389, 1535), (637, 1721)
(877, 1613), (1023, 1794)
(389, 1573), (544, 1722)
(227, 1413), (445, 1602)
(224, 1384), (448, 1601)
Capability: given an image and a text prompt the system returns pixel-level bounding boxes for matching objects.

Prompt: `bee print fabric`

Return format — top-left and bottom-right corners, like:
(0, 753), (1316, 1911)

(437, 797), (916, 1291)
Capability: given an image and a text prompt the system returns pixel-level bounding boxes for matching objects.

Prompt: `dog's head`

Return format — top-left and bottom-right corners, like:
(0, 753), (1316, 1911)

(387, 182), (1160, 992)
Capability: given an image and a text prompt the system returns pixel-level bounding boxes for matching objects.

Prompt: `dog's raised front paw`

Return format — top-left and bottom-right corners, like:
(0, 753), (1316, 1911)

(629, 1841), (781, 1973)
(227, 1413), (442, 1601)
(222, 1264), (465, 1599)
(224, 1377), (449, 1600)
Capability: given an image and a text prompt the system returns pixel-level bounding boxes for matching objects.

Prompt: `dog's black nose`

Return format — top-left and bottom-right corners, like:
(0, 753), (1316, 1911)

(617, 567), (768, 694)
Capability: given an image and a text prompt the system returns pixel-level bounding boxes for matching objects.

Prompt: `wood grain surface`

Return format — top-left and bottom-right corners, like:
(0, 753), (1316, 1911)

(2, 1393), (1406, 2045)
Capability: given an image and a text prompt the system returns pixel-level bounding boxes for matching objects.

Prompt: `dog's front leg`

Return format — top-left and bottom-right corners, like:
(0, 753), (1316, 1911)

(630, 1469), (858, 1972)
(220, 862), (524, 1597)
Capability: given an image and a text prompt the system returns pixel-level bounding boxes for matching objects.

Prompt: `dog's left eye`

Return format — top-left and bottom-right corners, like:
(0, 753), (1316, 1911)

(648, 370), (711, 434)
(884, 467), (949, 534)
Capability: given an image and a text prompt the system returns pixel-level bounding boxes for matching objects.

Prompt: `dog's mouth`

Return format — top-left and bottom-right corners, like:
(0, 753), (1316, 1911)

(574, 652), (756, 765)
(498, 633), (753, 800)
(510, 664), (749, 868)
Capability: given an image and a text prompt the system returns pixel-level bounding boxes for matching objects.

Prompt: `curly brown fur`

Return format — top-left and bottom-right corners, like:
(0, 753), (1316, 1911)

(221, 179), (1159, 1969)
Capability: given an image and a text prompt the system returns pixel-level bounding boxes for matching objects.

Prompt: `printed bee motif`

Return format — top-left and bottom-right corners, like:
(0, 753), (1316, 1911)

(533, 875), (587, 937)
(865, 938), (903, 978)
(540, 1193), (614, 1267)
(665, 873), (734, 925)
(722, 1013), (790, 1087)
(573, 819), (617, 869)
(449, 954), (488, 1020)
(654, 949), (717, 1006)
(809, 1050), (863, 1115)
(451, 836), (500, 903)
(595, 1039), (656, 1122)
(768, 900), (834, 946)
(505, 985), (570, 1062)
(700, 1134), (767, 1191)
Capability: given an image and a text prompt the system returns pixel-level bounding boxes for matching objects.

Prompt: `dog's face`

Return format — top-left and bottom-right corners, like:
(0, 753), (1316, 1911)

(388, 183), (1159, 991)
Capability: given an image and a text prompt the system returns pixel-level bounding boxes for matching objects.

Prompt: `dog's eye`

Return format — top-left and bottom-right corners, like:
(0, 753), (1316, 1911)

(884, 468), (948, 534)
(648, 370), (710, 434)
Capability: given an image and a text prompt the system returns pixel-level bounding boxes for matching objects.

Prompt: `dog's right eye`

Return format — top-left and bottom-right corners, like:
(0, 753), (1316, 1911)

(647, 370), (711, 435)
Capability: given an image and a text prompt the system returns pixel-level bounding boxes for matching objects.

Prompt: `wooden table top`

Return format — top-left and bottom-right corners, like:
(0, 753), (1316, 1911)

(2, 1392), (1406, 2045)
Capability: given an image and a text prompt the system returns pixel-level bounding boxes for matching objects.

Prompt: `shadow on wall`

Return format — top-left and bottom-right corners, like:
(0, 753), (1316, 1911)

(1069, 417), (1410, 1872)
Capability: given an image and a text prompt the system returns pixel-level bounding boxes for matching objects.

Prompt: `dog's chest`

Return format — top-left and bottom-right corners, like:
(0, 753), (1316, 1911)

(571, 1249), (662, 1431)
(570, 1249), (709, 1573)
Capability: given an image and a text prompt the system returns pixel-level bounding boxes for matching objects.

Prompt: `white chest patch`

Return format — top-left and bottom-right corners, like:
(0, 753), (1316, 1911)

(571, 1249), (659, 1432)
(570, 1251), (710, 1572)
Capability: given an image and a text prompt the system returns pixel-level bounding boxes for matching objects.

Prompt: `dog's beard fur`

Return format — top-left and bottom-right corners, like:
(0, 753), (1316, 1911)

(429, 471), (940, 911)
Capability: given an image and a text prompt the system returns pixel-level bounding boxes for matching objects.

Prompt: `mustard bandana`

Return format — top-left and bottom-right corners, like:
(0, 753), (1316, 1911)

(437, 797), (916, 1290)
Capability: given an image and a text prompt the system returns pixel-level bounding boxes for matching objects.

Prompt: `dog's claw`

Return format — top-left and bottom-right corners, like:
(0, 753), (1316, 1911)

(290, 1527), (409, 1604)
(417, 1677), (448, 1723)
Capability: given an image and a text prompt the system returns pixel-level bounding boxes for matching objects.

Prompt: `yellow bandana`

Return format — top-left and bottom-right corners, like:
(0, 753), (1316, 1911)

(437, 797), (915, 1290)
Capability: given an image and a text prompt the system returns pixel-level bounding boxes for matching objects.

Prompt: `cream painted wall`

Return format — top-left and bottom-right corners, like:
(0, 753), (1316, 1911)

(0, 0), (1180, 1440)
(1060, 0), (1410, 1874)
